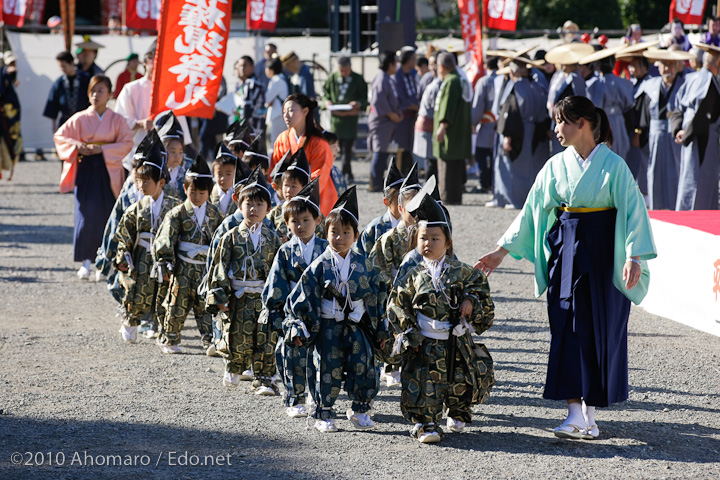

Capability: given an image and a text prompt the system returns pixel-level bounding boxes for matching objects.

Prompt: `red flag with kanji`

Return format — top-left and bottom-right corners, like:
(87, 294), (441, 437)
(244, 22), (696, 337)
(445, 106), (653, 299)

(1, 0), (28, 27)
(150, 0), (232, 119)
(483, 0), (520, 31)
(669, 0), (706, 25)
(459, 0), (485, 85)
(126, 0), (161, 31)
(247, 0), (280, 31)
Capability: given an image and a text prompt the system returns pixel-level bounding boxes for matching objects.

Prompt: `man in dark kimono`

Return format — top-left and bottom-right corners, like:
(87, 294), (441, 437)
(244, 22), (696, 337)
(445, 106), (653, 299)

(393, 47), (419, 174)
(75, 38), (105, 77)
(322, 56), (368, 184)
(433, 53), (471, 204)
(43, 51), (91, 131)
(673, 43), (720, 210)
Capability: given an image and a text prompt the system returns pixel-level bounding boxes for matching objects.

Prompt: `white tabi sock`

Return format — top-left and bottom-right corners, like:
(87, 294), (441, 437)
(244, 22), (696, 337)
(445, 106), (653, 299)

(582, 401), (596, 426)
(82, 259), (91, 270)
(564, 401), (587, 428)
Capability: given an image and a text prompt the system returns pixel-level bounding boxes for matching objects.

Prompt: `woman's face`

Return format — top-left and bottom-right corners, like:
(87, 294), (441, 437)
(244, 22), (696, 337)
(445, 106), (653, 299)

(554, 116), (584, 147)
(89, 82), (110, 109)
(283, 101), (308, 130)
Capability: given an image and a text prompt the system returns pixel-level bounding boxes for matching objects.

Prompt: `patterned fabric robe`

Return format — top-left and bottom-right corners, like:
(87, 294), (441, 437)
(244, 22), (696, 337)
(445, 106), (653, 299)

(154, 199), (223, 346)
(354, 210), (397, 257)
(368, 221), (412, 296)
(113, 194), (180, 326)
(262, 235), (329, 406)
(266, 203), (326, 242)
(206, 222), (282, 386)
(165, 155), (194, 201)
(387, 256), (495, 425)
(285, 247), (389, 418)
(209, 183), (239, 218)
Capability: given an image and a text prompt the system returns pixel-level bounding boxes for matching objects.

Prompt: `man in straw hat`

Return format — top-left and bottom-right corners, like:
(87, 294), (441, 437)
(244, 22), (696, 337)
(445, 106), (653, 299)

(545, 42), (594, 155)
(671, 43), (720, 210)
(581, 45), (635, 161)
(487, 54), (548, 209)
(75, 37), (105, 77)
(633, 47), (694, 210)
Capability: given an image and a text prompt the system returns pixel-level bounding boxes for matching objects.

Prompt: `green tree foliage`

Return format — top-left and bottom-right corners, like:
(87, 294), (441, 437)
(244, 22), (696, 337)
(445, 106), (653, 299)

(618, 0), (671, 30)
(517, 0), (622, 30)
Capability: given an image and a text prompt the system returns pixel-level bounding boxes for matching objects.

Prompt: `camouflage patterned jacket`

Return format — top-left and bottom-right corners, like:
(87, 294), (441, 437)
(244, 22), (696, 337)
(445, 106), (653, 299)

(153, 199), (223, 276)
(113, 193), (181, 273)
(387, 255), (494, 340)
(205, 222), (282, 310)
(354, 210), (397, 257)
(209, 183), (239, 218)
(369, 220), (412, 290)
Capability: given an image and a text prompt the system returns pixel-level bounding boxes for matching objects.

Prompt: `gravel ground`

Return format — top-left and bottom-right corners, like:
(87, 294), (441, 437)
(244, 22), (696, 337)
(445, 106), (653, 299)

(1, 159), (719, 480)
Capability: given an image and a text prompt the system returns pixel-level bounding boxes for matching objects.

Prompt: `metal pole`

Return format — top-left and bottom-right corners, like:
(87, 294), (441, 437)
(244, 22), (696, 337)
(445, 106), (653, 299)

(350, 0), (360, 53)
(331, 0), (340, 52)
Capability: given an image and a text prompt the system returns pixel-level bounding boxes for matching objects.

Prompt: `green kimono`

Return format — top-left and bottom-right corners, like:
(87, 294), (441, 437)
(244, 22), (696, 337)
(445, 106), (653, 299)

(113, 193), (180, 326)
(209, 184), (238, 218)
(433, 70), (471, 161)
(368, 221), (411, 300)
(322, 71), (368, 139)
(499, 144), (657, 305)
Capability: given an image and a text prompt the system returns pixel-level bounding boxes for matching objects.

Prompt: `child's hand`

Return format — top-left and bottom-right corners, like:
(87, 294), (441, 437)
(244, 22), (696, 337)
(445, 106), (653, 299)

(460, 298), (473, 318)
(380, 338), (387, 349)
(294, 337), (303, 346)
(116, 262), (128, 272)
(162, 273), (170, 282)
(218, 304), (229, 312)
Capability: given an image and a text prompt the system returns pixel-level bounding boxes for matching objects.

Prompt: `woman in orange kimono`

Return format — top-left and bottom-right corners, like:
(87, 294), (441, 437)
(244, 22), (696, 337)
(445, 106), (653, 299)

(269, 94), (338, 216)
(54, 75), (134, 279)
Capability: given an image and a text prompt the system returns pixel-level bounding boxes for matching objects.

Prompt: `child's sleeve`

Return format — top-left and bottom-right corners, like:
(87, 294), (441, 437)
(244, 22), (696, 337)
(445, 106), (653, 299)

(262, 248), (291, 331)
(285, 262), (323, 345)
(153, 209), (179, 269)
(463, 265), (495, 334)
(387, 270), (424, 349)
(206, 231), (235, 308)
(113, 204), (139, 268)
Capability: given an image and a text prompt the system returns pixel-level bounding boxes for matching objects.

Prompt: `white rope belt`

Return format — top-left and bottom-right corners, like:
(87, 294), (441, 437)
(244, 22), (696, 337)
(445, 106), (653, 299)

(136, 231), (154, 251)
(416, 312), (451, 340)
(231, 278), (265, 298)
(320, 298), (365, 323)
(178, 241), (209, 265)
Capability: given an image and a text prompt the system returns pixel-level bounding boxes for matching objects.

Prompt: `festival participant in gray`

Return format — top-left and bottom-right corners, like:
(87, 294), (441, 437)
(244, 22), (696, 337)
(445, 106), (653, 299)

(672, 43), (720, 210)
(635, 49), (692, 210)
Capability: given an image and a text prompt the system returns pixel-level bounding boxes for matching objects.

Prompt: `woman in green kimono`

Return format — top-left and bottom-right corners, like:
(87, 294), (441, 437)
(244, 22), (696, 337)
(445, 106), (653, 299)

(476, 96), (656, 440)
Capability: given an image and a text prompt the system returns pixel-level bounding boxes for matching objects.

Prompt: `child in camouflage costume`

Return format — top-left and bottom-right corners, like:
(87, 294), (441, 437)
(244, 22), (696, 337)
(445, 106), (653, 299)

(210, 142), (244, 218)
(206, 167), (282, 395)
(262, 178), (327, 416)
(154, 156), (223, 354)
(115, 131), (180, 343)
(388, 192), (495, 444)
(369, 162), (422, 387)
(286, 186), (390, 433)
(354, 156), (404, 257)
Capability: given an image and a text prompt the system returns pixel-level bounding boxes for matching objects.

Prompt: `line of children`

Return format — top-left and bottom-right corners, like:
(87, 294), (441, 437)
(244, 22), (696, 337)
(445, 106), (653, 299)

(106, 121), (497, 444)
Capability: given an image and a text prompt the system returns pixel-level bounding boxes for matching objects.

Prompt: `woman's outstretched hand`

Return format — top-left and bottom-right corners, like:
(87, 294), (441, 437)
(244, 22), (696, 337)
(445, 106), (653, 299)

(474, 247), (509, 276)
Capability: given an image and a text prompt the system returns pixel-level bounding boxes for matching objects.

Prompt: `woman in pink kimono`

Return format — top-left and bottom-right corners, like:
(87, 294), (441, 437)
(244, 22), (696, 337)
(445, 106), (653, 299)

(54, 75), (133, 279)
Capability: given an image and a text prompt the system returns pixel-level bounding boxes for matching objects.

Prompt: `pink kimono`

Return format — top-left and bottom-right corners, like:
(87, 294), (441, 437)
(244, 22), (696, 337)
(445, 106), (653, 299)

(54, 106), (133, 198)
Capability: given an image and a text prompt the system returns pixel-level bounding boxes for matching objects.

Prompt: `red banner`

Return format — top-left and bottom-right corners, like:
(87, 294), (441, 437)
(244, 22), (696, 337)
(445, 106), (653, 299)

(25, 0), (45, 25)
(150, 0), (231, 119)
(1, 0), (28, 27)
(483, 0), (519, 31)
(669, 0), (706, 25)
(101, 0), (122, 27)
(126, 0), (161, 31)
(459, 0), (484, 85)
(247, 0), (280, 31)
